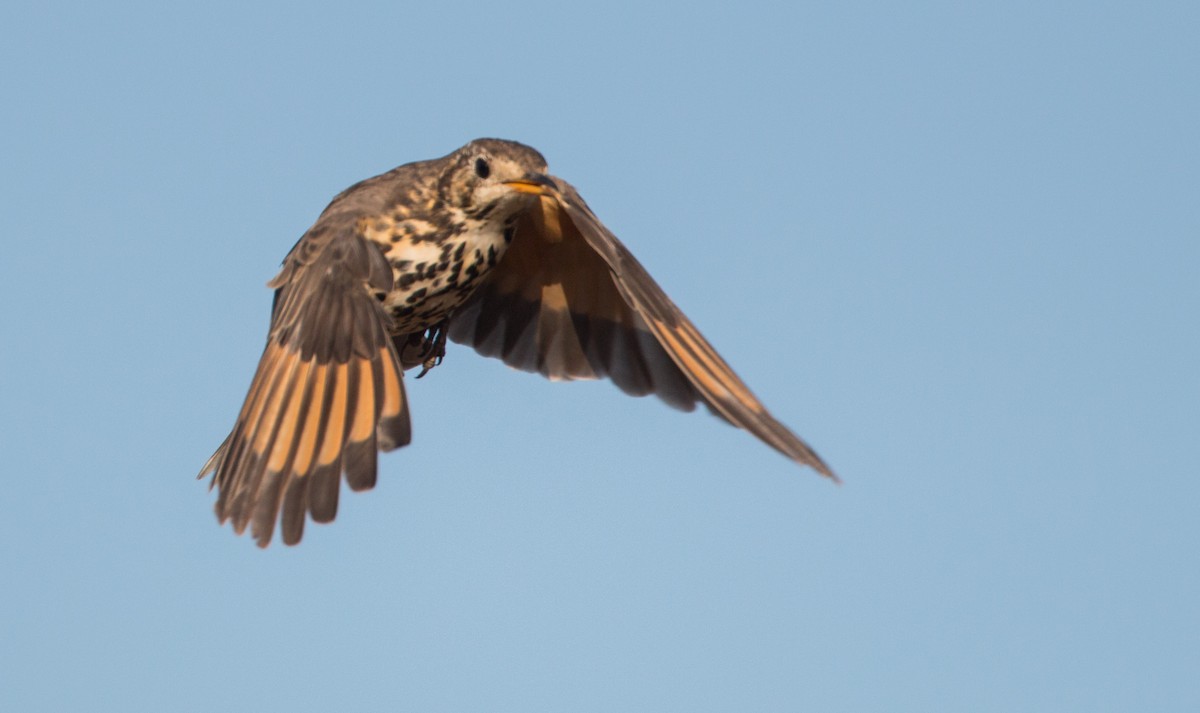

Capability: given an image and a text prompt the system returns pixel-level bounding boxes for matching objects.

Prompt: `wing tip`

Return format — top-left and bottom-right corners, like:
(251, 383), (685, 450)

(813, 461), (841, 484)
(792, 447), (839, 484)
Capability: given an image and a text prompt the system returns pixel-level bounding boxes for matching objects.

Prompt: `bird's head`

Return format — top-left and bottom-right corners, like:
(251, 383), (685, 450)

(439, 138), (558, 218)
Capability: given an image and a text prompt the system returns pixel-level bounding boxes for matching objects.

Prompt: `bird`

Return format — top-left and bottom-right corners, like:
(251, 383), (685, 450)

(199, 138), (836, 547)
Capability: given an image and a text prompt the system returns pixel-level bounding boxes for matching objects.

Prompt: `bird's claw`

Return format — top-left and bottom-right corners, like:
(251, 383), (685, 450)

(414, 322), (448, 379)
(415, 354), (442, 379)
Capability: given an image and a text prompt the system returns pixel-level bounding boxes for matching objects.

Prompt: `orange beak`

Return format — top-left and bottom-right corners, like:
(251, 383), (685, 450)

(503, 173), (558, 195)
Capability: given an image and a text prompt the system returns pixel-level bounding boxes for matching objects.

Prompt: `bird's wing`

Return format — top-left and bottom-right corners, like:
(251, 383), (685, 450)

(447, 178), (835, 479)
(200, 219), (411, 546)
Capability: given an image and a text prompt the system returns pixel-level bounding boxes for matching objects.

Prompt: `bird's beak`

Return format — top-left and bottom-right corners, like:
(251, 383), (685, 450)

(503, 173), (558, 196)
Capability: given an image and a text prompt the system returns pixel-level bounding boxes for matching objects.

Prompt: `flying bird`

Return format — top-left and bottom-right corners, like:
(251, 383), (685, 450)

(200, 138), (835, 547)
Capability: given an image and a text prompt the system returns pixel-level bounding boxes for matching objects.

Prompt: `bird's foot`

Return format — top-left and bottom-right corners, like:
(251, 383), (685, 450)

(415, 322), (448, 379)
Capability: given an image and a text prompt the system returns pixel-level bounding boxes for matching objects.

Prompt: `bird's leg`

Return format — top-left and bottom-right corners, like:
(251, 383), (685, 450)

(415, 320), (449, 379)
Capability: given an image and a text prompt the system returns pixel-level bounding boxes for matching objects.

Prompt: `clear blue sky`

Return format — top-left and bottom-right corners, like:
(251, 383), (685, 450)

(2, 2), (1196, 711)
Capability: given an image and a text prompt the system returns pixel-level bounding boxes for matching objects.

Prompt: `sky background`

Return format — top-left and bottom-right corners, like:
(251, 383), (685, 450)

(2, 2), (1197, 711)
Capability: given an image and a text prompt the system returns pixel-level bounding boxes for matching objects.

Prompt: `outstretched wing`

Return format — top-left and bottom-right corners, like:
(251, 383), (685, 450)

(447, 178), (835, 479)
(200, 220), (412, 547)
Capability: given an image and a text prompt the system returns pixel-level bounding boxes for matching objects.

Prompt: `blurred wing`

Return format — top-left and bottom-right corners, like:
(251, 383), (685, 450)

(448, 178), (835, 479)
(200, 223), (411, 547)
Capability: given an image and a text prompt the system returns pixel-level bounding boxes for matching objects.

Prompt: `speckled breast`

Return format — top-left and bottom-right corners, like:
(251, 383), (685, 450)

(361, 214), (512, 334)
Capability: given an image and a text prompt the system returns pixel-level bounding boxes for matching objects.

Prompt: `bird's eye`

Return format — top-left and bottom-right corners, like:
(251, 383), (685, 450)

(474, 158), (490, 179)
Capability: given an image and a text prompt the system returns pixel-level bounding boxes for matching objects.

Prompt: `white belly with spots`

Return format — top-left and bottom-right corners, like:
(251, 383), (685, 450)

(381, 220), (511, 331)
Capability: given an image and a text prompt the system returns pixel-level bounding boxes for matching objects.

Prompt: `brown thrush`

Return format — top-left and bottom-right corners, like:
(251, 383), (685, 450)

(200, 138), (836, 547)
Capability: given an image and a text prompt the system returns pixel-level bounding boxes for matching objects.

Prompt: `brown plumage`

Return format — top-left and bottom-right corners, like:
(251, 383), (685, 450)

(200, 138), (835, 547)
